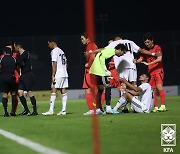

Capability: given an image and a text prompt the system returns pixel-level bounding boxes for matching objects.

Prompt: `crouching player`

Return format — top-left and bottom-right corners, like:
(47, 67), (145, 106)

(113, 74), (154, 113)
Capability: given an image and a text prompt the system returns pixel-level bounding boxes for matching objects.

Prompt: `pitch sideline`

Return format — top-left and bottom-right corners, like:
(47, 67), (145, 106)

(0, 129), (68, 154)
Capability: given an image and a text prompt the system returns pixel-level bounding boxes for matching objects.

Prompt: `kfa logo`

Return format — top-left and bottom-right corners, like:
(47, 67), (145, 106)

(161, 124), (176, 146)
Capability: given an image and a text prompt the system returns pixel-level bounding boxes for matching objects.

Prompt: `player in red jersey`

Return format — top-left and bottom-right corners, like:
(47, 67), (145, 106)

(135, 32), (166, 112)
(81, 33), (99, 115)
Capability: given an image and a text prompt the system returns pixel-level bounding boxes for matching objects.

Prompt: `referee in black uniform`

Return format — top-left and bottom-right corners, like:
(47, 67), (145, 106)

(14, 42), (38, 116)
(0, 47), (17, 117)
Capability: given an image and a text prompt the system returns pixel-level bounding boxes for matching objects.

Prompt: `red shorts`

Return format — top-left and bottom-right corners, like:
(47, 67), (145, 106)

(109, 69), (120, 88)
(82, 69), (97, 89)
(149, 69), (164, 89)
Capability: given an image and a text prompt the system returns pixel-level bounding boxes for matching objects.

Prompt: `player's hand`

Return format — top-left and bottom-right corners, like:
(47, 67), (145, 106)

(133, 59), (137, 63)
(107, 76), (113, 81)
(15, 77), (19, 83)
(89, 50), (93, 53)
(119, 77), (127, 83)
(141, 61), (149, 65)
(52, 76), (56, 84)
(117, 85), (126, 92)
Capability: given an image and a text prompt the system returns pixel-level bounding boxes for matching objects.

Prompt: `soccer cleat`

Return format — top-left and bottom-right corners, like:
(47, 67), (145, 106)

(19, 110), (31, 116)
(4, 113), (10, 117)
(158, 106), (166, 112)
(57, 111), (66, 115)
(96, 110), (104, 115)
(10, 112), (16, 116)
(29, 111), (39, 116)
(42, 110), (54, 116)
(152, 107), (159, 113)
(121, 109), (129, 113)
(106, 109), (120, 114)
(83, 110), (95, 115)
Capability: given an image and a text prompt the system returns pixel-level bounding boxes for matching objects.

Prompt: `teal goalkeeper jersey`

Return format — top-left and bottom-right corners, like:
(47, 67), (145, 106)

(89, 48), (115, 76)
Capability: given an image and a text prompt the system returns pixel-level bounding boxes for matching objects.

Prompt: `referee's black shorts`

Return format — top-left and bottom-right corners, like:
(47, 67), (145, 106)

(18, 72), (35, 91)
(1, 75), (16, 93)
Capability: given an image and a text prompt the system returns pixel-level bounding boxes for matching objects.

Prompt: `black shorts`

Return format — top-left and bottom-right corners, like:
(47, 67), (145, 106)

(97, 76), (110, 85)
(1, 75), (16, 93)
(18, 72), (35, 91)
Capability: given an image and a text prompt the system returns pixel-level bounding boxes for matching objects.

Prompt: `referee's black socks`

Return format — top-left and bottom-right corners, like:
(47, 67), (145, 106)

(30, 96), (37, 113)
(2, 97), (8, 114)
(19, 96), (30, 112)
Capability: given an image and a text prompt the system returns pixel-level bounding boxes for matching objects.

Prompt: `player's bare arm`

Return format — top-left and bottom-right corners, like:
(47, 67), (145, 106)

(52, 61), (57, 83)
(138, 48), (154, 56)
(133, 57), (143, 64)
(89, 48), (104, 54)
(126, 89), (140, 96)
(141, 55), (162, 66)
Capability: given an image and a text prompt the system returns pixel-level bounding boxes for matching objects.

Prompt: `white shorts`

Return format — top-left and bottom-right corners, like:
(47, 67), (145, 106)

(119, 68), (137, 82)
(51, 77), (68, 89)
(131, 97), (147, 113)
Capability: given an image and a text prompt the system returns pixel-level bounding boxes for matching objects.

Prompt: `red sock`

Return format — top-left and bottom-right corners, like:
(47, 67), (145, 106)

(86, 93), (94, 110)
(101, 91), (105, 105)
(153, 92), (158, 107)
(159, 90), (166, 105)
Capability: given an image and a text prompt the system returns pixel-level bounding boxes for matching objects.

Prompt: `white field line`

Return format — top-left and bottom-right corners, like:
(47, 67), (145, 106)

(0, 129), (68, 154)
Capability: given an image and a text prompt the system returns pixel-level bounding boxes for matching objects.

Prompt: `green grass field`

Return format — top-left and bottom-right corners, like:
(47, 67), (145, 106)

(0, 95), (180, 154)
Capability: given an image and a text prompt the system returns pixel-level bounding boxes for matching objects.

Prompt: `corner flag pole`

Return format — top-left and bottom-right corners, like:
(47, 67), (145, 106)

(84, 0), (101, 154)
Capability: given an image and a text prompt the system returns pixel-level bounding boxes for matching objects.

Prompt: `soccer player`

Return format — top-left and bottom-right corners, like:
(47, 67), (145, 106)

(135, 32), (166, 112)
(0, 47), (17, 117)
(113, 74), (154, 113)
(42, 37), (68, 116)
(80, 33), (98, 115)
(14, 42), (38, 116)
(89, 44), (127, 114)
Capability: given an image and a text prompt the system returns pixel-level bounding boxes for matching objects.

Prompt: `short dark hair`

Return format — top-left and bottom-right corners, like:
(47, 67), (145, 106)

(3, 47), (12, 54)
(4, 41), (13, 47)
(115, 43), (127, 52)
(48, 37), (58, 44)
(80, 32), (88, 38)
(143, 32), (153, 41)
(14, 41), (24, 48)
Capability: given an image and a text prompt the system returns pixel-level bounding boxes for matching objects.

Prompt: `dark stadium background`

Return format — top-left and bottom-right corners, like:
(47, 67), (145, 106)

(0, 0), (179, 90)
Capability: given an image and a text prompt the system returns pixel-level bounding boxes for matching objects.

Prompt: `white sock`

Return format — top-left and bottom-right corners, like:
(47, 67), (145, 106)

(160, 105), (165, 108)
(62, 93), (67, 111)
(113, 96), (127, 111)
(49, 93), (56, 112)
(96, 108), (101, 112)
(106, 105), (112, 111)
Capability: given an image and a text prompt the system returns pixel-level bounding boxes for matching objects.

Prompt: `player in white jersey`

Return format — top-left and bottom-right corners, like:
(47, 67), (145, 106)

(113, 74), (154, 113)
(42, 38), (68, 116)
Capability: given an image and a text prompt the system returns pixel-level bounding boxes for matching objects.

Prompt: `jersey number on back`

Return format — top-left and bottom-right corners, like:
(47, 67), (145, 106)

(124, 43), (132, 53)
(59, 54), (66, 65)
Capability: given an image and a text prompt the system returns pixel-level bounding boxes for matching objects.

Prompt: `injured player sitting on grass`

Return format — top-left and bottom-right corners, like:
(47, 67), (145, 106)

(113, 74), (154, 113)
